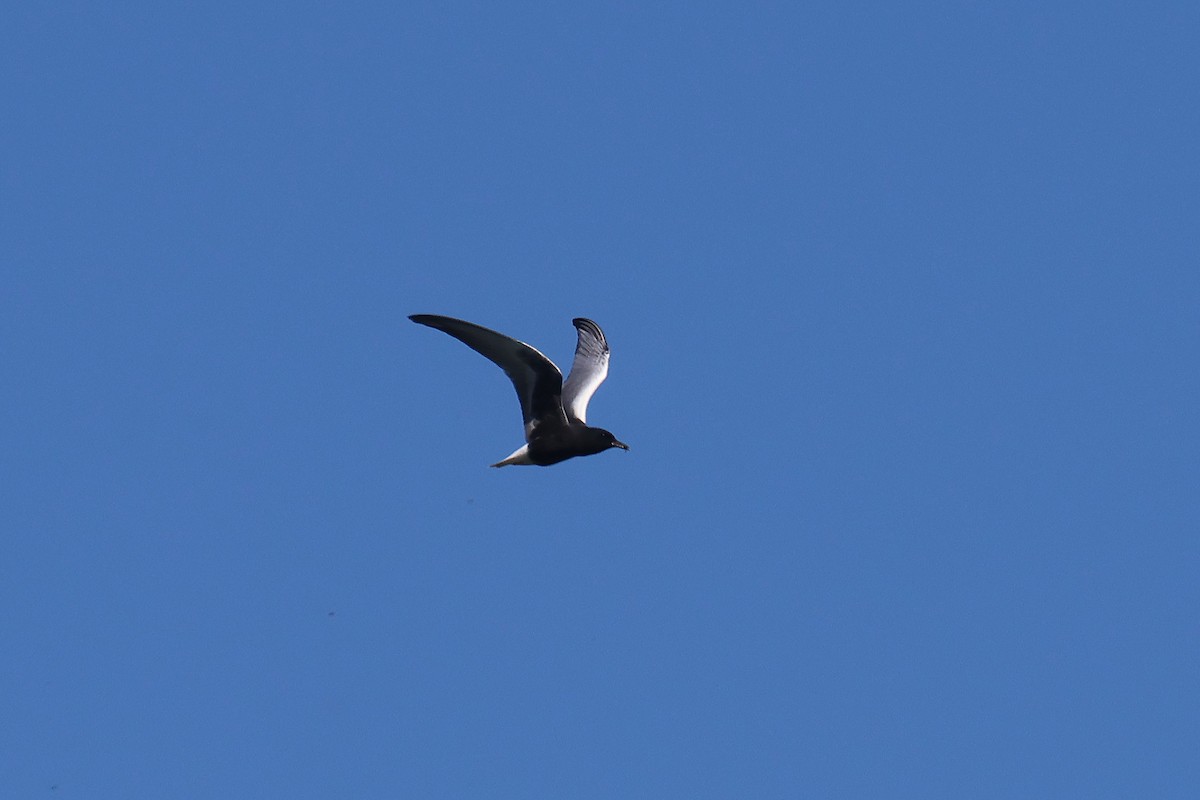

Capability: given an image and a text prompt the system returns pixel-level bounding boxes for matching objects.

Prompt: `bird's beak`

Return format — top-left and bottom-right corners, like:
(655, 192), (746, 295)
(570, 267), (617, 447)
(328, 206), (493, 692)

(613, 440), (630, 451)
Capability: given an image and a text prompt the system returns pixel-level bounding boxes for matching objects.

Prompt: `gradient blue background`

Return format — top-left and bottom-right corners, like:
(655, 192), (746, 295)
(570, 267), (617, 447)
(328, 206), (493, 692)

(4, 2), (1197, 797)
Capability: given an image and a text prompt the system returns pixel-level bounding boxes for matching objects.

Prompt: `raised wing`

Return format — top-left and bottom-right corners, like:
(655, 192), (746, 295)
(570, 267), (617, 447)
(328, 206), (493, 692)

(561, 318), (610, 424)
(409, 315), (568, 439)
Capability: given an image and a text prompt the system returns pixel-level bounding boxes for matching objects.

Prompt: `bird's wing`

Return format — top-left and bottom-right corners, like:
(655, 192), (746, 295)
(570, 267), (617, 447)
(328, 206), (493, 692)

(409, 314), (568, 440)
(561, 318), (610, 424)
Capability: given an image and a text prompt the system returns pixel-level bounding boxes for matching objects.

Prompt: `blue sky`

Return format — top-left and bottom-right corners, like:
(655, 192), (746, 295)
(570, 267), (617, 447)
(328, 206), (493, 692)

(3, 2), (1197, 797)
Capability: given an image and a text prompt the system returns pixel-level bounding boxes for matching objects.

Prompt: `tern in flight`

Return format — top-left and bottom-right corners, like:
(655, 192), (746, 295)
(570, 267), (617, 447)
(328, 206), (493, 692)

(409, 314), (630, 467)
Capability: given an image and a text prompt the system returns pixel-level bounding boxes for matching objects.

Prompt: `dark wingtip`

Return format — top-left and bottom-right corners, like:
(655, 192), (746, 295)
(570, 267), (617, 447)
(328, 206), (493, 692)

(410, 314), (441, 328)
(571, 317), (607, 344)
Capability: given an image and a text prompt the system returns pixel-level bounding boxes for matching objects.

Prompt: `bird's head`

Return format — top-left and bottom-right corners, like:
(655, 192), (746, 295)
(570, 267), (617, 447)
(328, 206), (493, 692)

(592, 428), (630, 453)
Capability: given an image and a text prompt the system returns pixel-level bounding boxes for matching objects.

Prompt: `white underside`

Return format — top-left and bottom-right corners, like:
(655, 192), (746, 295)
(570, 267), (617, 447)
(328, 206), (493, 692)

(490, 443), (535, 468)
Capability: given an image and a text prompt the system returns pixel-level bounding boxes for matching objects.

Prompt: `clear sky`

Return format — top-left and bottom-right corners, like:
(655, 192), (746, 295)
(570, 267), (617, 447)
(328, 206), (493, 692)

(3, 2), (1197, 798)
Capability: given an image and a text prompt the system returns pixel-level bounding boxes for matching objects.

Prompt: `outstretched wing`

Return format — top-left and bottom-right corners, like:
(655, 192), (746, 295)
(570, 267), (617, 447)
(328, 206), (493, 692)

(561, 318), (610, 424)
(409, 314), (568, 439)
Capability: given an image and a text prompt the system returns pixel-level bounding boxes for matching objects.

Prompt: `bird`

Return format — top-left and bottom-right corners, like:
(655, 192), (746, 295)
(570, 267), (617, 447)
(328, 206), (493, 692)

(409, 314), (630, 467)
